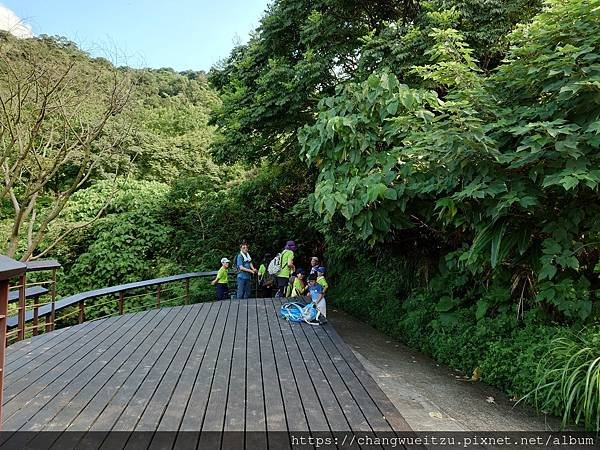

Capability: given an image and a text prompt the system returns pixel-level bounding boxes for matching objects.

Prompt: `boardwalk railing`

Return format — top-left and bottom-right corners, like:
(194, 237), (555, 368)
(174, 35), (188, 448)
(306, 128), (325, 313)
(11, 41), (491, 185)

(6, 270), (218, 336)
(6, 259), (61, 344)
(0, 255), (27, 426)
(0, 255), (221, 344)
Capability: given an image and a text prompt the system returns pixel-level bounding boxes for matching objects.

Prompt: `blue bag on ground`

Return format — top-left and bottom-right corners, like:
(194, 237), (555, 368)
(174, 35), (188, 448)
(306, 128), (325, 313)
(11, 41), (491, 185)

(280, 302), (319, 323)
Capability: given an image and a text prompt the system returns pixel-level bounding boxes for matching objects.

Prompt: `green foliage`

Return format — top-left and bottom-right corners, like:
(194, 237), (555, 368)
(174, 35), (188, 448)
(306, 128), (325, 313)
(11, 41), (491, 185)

(123, 69), (225, 182)
(57, 180), (175, 294)
(50, 178), (223, 320)
(358, 0), (543, 78)
(301, 0), (600, 324)
(165, 163), (322, 271)
(208, 0), (420, 164)
(208, 0), (542, 165)
(527, 328), (600, 431)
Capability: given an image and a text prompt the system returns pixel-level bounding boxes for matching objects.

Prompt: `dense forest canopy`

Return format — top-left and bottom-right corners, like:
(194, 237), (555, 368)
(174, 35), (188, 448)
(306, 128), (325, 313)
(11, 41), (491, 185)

(1, 0), (599, 430)
(208, 0), (544, 164)
(209, 0), (600, 323)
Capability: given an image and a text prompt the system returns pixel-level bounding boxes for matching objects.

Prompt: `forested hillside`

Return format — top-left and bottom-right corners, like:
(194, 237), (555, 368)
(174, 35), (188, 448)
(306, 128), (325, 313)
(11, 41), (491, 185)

(1, 0), (599, 430)
(0, 32), (231, 284)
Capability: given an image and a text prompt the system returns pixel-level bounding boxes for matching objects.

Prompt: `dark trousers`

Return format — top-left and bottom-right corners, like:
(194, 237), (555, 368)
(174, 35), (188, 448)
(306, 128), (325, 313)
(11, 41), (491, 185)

(275, 277), (289, 298)
(215, 283), (229, 301)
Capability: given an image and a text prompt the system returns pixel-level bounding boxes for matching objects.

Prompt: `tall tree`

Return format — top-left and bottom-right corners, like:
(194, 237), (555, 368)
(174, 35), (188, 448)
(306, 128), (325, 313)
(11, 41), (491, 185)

(208, 0), (419, 165)
(208, 0), (543, 166)
(0, 33), (134, 260)
(299, 0), (600, 321)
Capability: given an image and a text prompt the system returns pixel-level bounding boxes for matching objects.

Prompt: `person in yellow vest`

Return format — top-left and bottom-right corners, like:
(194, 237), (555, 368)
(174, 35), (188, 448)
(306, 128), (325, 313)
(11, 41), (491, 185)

(211, 257), (230, 301)
(316, 266), (329, 296)
(258, 253), (274, 297)
(275, 240), (296, 298)
(290, 268), (307, 297)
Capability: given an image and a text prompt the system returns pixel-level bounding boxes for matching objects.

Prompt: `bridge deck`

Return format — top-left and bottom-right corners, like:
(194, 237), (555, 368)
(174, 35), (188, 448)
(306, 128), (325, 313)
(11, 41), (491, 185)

(1, 298), (410, 448)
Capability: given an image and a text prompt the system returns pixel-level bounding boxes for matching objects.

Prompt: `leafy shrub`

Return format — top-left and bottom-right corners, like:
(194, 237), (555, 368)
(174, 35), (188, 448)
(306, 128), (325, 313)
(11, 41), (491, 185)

(165, 163), (322, 271)
(301, 0), (600, 324)
(57, 180), (176, 295)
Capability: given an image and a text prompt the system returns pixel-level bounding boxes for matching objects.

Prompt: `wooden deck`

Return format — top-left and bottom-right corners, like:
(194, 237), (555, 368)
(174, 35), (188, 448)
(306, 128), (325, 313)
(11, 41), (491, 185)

(1, 298), (410, 448)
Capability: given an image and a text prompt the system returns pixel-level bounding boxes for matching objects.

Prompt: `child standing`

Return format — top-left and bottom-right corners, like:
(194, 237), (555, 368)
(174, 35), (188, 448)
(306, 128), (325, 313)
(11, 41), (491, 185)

(211, 257), (230, 301)
(307, 273), (326, 323)
(316, 266), (329, 296)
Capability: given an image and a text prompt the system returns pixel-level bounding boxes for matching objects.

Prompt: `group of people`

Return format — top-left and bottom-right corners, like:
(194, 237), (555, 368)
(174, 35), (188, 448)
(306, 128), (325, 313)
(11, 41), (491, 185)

(210, 240), (329, 322)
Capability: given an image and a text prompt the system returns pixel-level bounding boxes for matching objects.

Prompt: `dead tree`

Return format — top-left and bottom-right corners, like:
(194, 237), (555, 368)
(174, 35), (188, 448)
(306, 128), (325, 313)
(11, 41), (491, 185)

(0, 34), (135, 260)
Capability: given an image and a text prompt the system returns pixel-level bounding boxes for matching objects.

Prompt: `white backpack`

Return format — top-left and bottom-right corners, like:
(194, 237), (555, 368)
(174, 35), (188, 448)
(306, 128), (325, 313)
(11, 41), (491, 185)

(267, 252), (283, 275)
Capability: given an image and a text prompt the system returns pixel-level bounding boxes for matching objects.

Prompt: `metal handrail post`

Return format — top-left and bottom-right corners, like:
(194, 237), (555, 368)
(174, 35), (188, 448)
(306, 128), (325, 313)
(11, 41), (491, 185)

(17, 273), (26, 341)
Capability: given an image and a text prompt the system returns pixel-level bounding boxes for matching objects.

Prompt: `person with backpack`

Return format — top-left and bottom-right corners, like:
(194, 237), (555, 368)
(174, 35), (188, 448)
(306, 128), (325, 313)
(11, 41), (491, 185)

(235, 242), (257, 299)
(258, 253), (274, 297)
(274, 240), (296, 298)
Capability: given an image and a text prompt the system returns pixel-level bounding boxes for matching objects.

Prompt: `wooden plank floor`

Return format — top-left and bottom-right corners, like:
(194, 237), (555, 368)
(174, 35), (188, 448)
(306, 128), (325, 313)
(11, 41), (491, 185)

(1, 298), (411, 448)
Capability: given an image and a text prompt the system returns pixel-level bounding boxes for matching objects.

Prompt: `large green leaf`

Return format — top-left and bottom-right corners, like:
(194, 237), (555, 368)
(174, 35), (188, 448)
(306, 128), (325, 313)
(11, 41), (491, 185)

(435, 296), (456, 312)
(490, 222), (508, 268)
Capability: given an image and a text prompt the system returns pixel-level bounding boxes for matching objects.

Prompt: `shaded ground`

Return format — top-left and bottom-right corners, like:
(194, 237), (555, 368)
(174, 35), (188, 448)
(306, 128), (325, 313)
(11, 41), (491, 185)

(329, 308), (562, 432)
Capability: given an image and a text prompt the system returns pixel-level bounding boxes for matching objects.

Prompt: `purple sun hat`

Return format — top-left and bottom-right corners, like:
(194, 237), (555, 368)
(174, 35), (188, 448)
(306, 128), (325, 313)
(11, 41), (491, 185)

(285, 240), (297, 251)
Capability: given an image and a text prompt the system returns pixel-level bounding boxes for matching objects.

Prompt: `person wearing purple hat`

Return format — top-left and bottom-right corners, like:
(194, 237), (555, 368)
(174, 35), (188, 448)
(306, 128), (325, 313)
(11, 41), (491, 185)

(275, 240), (296, 297)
